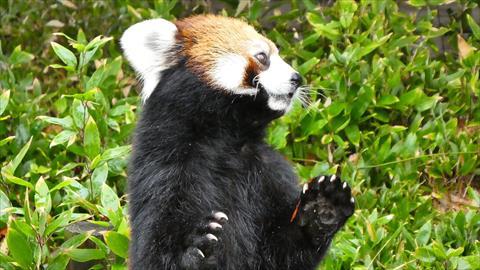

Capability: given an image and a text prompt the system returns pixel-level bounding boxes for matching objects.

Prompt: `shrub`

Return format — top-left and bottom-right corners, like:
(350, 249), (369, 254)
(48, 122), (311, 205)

(0, 1), (479, 269)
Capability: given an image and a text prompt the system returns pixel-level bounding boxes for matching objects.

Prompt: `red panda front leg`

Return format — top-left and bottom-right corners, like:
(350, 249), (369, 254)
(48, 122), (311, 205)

(261, 175), (354, 269)
(180, 211), (228, 270)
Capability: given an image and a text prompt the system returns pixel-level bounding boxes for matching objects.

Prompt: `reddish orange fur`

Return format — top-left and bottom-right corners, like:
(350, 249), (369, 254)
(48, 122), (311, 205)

(175, 15), (276, 88)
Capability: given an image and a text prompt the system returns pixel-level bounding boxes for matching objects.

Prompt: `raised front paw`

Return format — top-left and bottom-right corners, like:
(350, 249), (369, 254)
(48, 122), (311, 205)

(294, 175), (354, 244)
(180, 211), (228, 270)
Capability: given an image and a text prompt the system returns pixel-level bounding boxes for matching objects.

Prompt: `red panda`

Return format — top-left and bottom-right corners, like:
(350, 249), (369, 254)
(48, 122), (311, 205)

(122, 15), (354, 270)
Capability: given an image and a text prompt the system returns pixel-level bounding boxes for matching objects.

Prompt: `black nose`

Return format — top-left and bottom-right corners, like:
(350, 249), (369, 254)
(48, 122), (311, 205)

(290, 73), (302, 88)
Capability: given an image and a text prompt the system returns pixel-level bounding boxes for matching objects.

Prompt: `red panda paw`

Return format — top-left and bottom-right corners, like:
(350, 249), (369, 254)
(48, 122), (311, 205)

(294, 175), (355, 246)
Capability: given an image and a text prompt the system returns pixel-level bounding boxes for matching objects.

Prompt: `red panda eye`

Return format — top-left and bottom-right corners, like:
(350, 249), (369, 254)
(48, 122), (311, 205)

(255, 52), (269, 66)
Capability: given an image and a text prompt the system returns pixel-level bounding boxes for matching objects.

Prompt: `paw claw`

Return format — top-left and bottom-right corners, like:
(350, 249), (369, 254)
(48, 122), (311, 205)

(196, 248), (205, 258)
(208, 222), (222, 230)
(318, 176), (325, 183)
(213, 211), (228, 222)
(206, 233), (218, 242)
(302, 183), (308, 194)
(342, 182), (347, 189)
(330, 175), (336, 182)
(350, 197), (355, 203)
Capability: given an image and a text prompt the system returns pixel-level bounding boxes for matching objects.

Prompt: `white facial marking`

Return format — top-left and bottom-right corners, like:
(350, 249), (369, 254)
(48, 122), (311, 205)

(211, 54), (256, 95)
(120, 19), (178, 101)
(258, 54), (296, 94)
(247, 40), (270, 56)
(268, 97), (290, 111)
(258, 53), (298, 111)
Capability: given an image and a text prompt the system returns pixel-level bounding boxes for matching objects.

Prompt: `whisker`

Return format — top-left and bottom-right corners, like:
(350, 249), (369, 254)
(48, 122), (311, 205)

(252, 74), (261, 100)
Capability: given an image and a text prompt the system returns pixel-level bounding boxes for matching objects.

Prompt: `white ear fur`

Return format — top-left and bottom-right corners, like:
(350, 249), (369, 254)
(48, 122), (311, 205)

(120, 19), (178, 101)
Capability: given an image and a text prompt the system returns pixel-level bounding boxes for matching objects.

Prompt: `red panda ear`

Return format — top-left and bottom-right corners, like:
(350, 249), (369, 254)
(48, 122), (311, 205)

(121, 19), (178, 101)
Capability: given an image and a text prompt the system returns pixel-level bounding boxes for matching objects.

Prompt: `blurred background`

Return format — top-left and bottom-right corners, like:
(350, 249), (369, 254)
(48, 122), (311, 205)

(0, 0), (479, 269)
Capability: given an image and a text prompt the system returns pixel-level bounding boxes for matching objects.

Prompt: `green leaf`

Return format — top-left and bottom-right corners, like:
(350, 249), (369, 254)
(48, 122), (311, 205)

(0, 89), (10, 116)
(11, 219), (36, 238)
(71, 99), (87, 129)
(45, 211), (72, 236)
(85, 36), (113, 51)
(321, 134), (333, 144)
(50, 178), (76, 192)
(345, 125), (360, 146)
(457, 255), (480, 269)
(431, 241), (447, 259)
(407, 0), (427, 7)
(446, 247), (464, 258)
(104, 231), (129, 258)
(86, 66), (106, 91)
(6, 228), (33, 268)
(356, 33), (392, 60)
(2, 136), (32, 176)
(416, 247), (436, 263)
(415, 95), (439, 112)
(99, 145), (132, 163)
(467, 14), (480, 40)
(398, 88), (423, 109)
(65, 249), (106, 262)
(1, 173), (34, 189)
(111, 264), (127, 270)
(326, 102), (345, 118)
(403, 133), (417, 156)
(416, 220), (431, 246)
(307, 13), (340, 41)
(0, 136), (15, 147)
(338, 0), (357, 28)
(8, 46), (34, 65)
(0, 190), (11, 224)
(91, 163), (108, 199)
(35, 177), (52, 214)
(101, 184), (120, 212)
(268, 125), (289, 149)
(46, 255), (70, 270)
(51, 42), (77, 67)
(109, 105), (131, 117)
(332, 116), (350, 132)
(298, 58), (319, 76)
(50, 130), (77, 147)
(61, 232), (90, 249)
(84, 117), (101, 160)
(37, 116), (74, 129)
(377, 95), (399, 107)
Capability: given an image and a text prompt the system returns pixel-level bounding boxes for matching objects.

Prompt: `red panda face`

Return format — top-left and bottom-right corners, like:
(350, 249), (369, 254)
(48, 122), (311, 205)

(121, 15), (302, 112)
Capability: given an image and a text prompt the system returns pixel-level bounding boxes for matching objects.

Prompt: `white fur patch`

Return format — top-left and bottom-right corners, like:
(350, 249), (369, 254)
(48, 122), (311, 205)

(210, 54), (257, 95)
(246, 39), (270, 56)
(258, 53), (298, 111)
(258, 54), (297, 96)
(268, 97), (290, 111)
(120, 19), (178, 101)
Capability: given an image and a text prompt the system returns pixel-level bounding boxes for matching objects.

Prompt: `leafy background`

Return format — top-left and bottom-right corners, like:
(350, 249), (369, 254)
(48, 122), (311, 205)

(1, 0), (479, 269)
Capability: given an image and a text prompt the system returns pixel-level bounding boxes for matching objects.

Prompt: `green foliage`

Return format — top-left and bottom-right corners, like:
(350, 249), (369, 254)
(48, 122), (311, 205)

(0, 0), (479, 269)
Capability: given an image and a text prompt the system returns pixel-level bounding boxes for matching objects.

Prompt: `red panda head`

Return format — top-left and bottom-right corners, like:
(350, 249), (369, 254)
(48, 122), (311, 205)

(121, 15), (302, 112)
